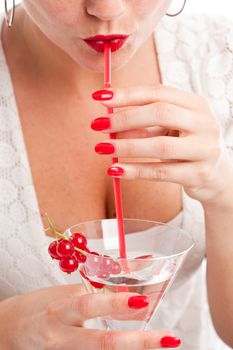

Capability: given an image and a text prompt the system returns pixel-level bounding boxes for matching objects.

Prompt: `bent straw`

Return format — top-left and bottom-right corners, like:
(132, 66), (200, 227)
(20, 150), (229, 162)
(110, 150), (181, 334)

(104, 43), (127, 260)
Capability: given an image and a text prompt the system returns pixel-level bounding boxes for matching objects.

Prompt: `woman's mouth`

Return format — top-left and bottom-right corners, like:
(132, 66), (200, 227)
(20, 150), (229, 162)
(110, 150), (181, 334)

(84, 34), (129, 53)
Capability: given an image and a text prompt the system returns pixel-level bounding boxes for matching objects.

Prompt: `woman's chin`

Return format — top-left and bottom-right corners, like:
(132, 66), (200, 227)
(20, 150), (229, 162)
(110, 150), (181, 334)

(73, 44), (137, 73)
(79, 58), (130, 73)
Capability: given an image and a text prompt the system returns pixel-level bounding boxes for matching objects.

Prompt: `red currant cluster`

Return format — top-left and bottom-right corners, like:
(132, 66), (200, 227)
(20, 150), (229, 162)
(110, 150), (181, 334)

(48, 232), (89, 273)
(46, 217), (122, 289)
(80, 253), (122, 289)
(85, 252), (122, 279)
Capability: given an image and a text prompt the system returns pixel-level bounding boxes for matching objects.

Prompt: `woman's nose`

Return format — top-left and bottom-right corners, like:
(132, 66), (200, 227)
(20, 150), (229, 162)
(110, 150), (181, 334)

(86, 0), (126, 21)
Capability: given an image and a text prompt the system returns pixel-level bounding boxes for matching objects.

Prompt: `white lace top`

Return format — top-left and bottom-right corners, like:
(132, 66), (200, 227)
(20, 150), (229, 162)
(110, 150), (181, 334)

(0, 12), (233, 350)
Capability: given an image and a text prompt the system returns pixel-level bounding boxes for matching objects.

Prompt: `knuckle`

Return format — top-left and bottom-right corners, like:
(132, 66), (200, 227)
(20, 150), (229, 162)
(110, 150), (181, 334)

(71, 295), (91, 319)
(100, 331), (118, 350)
(45, 301), (60, 319)
(197, 163), (211, 182)
(152, 167), (168, 181)
(204, 141), (222, 160)
(156, 139), (174, 159)
(137, 166), (145, 179)
(118, 110), (130, 128)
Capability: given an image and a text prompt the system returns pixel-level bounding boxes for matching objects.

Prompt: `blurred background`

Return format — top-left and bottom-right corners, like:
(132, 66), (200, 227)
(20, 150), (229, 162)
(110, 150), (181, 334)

(0, 0), (233, 18)
(169, 0), (233, 17)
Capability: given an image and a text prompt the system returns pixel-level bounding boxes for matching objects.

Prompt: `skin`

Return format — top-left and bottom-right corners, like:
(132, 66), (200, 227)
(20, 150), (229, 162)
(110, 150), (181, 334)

(2, 1), (182, 230)
(21, 0), (171, 72)
(0, 285), (169, 350)
(1, 0), (233, 348)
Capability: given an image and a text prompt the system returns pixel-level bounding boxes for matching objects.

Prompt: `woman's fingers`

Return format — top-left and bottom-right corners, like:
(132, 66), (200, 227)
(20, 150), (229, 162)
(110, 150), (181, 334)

(60, 327), (181, 350)
(91, 103), (198, 134)
(46, 293), (181, 349)
(115, 126), (169, 139)
(107, 162), (198, 186)
(97, 84), (204, 110)
(95, 136), (211, 161)
(49, 293), (149, 325)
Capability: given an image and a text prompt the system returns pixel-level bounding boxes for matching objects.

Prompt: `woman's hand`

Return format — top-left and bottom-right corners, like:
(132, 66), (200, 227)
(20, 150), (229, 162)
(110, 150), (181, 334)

(0, 284), (179, 349)
(92, 85), (233, 205)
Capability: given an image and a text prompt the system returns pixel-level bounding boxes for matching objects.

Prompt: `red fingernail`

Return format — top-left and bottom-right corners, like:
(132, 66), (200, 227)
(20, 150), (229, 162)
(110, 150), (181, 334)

(92, 90), (113, 101)
(160, 336), (181, 348)
(107, 166), (124, 177)
(128, 296), (149, 309)
(95, 142), (115, 155)
(91, 117), (111, 131)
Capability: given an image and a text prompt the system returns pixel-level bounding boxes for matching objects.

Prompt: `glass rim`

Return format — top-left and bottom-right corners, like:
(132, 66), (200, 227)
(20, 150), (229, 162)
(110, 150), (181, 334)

(83, 248), (194, 262)
(64, 217), (195, 261)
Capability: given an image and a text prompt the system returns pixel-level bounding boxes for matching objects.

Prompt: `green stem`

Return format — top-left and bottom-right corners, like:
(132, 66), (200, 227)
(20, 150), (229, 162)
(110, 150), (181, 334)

(74, 246), (88, 256)
(54, 229), (68, 240)
(44, 214), (88, 256)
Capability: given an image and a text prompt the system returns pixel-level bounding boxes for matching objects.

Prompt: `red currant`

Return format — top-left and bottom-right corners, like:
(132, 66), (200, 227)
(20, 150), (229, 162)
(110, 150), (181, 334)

(101, 256), (114, 272)
(80, 269), (104, 288)
(135, 255), (153, 259)
(89, 280), (105, 289)
(48, 240), (61, 260)
(89, 252), (102, 267)
(85, 252), (103, 276)
(56, 239), (74, 258)
(59, 256), (79, 273)
(110, 261), (121, 275)
(80, 270), (89, 281)
(97, 270), (110, 279)
(74, 250), (87, 263)
(85, 266), (96, 277)
(70, 233), (87, 249)
(91, 251), (100, 256)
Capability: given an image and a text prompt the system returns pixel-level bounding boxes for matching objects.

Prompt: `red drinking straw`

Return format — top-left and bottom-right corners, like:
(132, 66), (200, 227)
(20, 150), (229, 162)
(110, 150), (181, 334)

(104, 43), (127, 259)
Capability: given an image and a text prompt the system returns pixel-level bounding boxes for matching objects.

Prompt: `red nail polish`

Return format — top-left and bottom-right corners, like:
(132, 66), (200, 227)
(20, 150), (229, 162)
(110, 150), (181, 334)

(107, 166), (124, 177)
(160, 336), (181, 348)
(92, 90), (113, 101)
(128, 296), (149, 309)
(95, 142), (115, 155)
(91, 117), (111, 131)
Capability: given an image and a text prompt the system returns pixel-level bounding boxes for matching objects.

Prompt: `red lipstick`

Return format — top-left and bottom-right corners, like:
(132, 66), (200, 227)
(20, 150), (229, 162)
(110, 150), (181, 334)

(84, 34), (129, 53)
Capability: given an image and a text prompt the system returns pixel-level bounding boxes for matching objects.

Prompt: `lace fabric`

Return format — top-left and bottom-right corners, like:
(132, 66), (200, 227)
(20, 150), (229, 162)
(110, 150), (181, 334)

(0, 12), (233, 349)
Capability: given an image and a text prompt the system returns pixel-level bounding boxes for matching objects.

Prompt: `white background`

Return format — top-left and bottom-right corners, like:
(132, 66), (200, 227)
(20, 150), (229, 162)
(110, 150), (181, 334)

(0, 0), (233, 18)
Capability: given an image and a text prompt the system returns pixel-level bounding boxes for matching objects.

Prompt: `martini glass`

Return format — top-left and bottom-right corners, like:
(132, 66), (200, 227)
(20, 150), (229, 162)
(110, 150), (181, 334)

(65, 218), (194, 331)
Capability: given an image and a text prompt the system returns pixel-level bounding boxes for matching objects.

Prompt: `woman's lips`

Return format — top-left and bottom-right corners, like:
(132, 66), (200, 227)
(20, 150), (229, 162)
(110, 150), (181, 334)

(84, 34), (129, 53)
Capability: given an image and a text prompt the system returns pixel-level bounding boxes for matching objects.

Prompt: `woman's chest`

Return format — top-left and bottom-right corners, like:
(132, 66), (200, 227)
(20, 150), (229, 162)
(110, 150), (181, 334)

(19, 108), (182, 232)
(13, 82), (182, 232)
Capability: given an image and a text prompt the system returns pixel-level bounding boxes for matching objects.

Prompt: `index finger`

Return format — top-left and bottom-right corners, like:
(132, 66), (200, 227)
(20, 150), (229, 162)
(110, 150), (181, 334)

(100, 84), (204, 110)
(51, 293), (149, 325)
